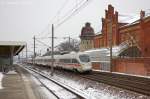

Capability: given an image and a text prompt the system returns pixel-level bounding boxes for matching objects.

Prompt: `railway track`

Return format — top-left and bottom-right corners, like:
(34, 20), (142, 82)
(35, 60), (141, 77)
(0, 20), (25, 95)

(21, 64), (150, 96)
(19, 64), (91, 99)
(79, 70), (150, 96)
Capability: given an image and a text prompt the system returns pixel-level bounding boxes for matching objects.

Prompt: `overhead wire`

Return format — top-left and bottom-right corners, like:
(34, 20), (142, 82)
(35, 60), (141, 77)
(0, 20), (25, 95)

(35, 25), (49, 37)
(35, 0), (70, 37)
(55, 0), (92, 28)
(35, 38), (51, 48)
(33, 0), (92, 54)
(36, 0), (92, 38)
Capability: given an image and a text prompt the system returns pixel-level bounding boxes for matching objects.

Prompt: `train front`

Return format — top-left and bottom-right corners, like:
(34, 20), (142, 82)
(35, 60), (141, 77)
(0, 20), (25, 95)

(77, 53), (92, 72)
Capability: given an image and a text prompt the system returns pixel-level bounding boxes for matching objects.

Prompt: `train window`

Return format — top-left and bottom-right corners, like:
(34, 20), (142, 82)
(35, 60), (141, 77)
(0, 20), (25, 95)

(65, 59), (71, 63)
(60, 59), (63, 62)
(72, 59), (79, 63)
(79, 55), (90, 62)
(60, 59), (71, 63)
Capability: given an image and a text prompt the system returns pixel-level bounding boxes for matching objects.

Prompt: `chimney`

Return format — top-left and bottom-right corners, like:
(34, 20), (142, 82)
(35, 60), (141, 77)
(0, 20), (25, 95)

(105, 10), (108, 18)
(108, 4), (114, 19)
(140, 10), (145, 19)
(108, 4), (112, 11)
(115, 11), (118, 22)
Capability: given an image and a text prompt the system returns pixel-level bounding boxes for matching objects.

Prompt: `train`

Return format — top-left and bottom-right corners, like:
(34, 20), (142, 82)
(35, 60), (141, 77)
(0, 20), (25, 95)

(27, 52), (92, 72)
(26, 41), (139, 72)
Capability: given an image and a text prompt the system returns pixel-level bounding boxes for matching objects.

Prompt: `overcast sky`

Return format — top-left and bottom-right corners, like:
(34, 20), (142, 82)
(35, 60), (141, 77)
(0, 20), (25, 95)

(0, 0), (150, 55)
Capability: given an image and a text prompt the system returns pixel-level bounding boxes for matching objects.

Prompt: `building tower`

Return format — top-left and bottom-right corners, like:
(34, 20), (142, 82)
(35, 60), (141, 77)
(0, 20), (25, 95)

(79, 22), (95, 51)
(102, 4), (119, 47)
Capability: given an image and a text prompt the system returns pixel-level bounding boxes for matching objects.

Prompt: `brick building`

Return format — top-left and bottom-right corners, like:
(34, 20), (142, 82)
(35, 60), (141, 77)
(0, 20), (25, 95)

(93, 4), (150, 57)
(79, 5), (150, 75)
(79, 22), (95, 51)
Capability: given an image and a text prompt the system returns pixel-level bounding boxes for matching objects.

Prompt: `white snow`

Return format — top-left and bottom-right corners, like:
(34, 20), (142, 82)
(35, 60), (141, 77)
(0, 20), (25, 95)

(51, 75), (118, 99)
(0, 72), (4, 89)
(93, 69), (150, 78)
(6, 70), (17, 74)
(47, 70), (149, 99)
(27, 69), (77, 99)
(119, 15), (140, 24)
(22, 64), (150, 99)
(41, 79), (77, 99)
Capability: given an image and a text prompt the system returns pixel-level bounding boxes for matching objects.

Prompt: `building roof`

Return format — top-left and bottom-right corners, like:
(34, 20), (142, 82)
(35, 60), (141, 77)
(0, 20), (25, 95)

(0, 41), (26, 46)
(0, 41), (26, 56)
(118, 15), (140, 24)
(119, 15), (150, 28)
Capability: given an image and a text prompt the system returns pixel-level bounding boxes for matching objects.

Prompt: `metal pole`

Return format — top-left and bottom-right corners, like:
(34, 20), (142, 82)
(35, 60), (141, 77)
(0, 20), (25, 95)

(109, 20), (113, 72)
(33, 36), (36, 65)
(10, 46), (14, 65)
(69, 36), (71, 52)
(18, 54), (20, 63)
(21, 50), (23, 63)
(51, 24), (54, 76)
(72, 39), (74, 50)
(26, 43), (28, 63)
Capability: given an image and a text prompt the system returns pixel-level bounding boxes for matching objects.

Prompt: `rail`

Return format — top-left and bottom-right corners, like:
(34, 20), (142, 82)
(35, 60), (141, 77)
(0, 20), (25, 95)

(19, 64), (91, 99)
(80, 70), (150, 96)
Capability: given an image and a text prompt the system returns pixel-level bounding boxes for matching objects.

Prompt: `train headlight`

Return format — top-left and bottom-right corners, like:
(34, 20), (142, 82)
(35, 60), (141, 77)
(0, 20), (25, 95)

(81, 64), (85, 68)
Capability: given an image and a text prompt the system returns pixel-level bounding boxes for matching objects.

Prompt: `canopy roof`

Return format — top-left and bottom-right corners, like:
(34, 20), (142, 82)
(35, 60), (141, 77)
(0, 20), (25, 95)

(0, 41), (26, 56)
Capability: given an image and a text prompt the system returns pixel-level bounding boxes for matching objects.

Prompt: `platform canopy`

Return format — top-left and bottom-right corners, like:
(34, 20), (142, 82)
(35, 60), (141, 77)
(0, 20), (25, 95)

(0, 41), (26, 65)
(0, 41), (26, 56)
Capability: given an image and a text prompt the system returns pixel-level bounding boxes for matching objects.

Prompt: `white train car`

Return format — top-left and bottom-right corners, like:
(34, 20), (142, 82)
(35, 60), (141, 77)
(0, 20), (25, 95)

(28, 52), (92, 72)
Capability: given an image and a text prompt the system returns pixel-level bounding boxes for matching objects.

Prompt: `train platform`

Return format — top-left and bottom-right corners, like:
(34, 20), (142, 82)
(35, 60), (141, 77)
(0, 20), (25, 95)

(0, 65), (57, 99)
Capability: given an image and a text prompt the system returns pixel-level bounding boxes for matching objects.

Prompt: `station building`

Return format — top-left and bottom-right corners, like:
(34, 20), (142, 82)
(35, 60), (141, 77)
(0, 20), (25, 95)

(80, 5), (150, 76)
(93, 4), (150, 57)
(79, 22), (95, 51)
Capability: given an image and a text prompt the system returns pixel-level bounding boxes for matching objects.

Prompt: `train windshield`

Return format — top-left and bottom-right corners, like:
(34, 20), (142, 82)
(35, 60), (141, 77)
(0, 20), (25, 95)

(79, 54), (90, 62)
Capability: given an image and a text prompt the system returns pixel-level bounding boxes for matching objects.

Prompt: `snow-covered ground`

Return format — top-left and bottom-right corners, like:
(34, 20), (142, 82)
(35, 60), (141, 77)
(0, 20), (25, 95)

(93, 70), (150, 79)
(28, 69), (78, 99)
(45, 70), (149, 99)
(7, 70), (17, 74)
(0, 72), (3, 89)
(23, 64), (150, 99)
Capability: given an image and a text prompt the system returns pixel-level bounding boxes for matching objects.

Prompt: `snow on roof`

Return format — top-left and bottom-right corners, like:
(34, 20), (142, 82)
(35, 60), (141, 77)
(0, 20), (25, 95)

(0, 41), (26, 56)
(0, 41), (26, 46)
(119, 15), (140, 24)
(145, 10), (150, 17)
(95, 31), (102, 35)
(119, 12), (150, 28)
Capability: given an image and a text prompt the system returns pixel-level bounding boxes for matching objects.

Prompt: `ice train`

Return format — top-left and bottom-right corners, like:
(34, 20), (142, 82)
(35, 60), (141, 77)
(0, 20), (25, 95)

(27, 52), (92, 72)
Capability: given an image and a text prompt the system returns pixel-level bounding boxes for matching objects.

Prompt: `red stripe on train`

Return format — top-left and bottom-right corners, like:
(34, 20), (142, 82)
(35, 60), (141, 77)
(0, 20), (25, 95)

(56, 63), (81, 67)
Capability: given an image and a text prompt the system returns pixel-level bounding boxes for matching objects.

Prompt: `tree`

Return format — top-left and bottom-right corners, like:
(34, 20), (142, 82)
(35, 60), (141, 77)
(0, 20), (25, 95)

(58, 39), (80, 52)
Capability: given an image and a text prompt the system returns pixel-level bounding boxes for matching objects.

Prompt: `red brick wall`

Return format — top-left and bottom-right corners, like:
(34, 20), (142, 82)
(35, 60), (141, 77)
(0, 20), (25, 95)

(141, 18), (150, 57)
(94, 34), (104, 48)
(92, 62), (101, 70)
(94, 5), (150, 57)
(112, 58), (150, 76)
(119, 18), (150, 57)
